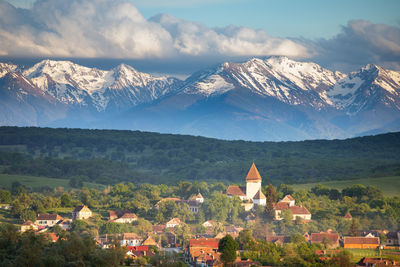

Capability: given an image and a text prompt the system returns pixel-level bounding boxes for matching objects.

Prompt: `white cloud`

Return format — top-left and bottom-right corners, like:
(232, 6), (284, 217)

(0, 0), (310, 60)
(1, 1), (399, 72)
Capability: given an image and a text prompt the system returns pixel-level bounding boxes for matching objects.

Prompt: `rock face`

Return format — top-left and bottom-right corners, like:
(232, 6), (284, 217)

(1, 57), (399, 141)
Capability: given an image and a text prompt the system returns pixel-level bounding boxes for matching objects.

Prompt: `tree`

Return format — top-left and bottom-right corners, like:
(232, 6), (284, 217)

(265, 184), (277, 219)
(0, 189), (12, 203)
(20, 209), (36, 222)
(349, 219), (359, 236)
(218, 234), (238, 266)
(60, 193), (72, 207)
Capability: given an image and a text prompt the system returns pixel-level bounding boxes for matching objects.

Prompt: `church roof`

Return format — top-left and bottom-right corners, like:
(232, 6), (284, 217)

(253, 189), (266, 199)
(246, 163), (262, 182)
(226, 185), (246, 196)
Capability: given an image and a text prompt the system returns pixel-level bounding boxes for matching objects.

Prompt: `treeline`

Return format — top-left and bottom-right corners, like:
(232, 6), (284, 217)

(0, 126), (399, 185)
(0, 224), (126, 267)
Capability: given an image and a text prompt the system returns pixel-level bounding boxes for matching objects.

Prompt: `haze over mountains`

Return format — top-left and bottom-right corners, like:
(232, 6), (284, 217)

(0, 57), (399, 141)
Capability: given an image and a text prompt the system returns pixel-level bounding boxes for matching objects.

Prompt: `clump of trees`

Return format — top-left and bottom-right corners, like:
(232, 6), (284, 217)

(0, 224), (125, 267)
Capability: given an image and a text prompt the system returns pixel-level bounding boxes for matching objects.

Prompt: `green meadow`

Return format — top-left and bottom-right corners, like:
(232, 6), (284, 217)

(295, 176), (400, 197)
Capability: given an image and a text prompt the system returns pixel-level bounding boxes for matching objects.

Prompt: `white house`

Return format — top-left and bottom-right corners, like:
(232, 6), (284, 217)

(37, 214), (63, 227)
(121, 233), (143, 246)
(274, 195), (311, 221)
(252, 189), (266, 206)
(166, 217), (182, 228)
(72, 205), (92, 220)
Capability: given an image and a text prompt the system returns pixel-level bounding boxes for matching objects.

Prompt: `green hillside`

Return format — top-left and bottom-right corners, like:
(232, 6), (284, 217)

(0, 126), (399, 186)
(0, 174), (105, 191)
(295, 176), (400, 197)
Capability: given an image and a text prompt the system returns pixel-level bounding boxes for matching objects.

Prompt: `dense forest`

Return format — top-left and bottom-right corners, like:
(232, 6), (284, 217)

(0, 126), (399, 186)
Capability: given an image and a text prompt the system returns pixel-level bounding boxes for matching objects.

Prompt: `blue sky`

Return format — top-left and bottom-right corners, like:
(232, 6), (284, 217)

(8, 0), (400, 39)
(1, 0), (400, 74)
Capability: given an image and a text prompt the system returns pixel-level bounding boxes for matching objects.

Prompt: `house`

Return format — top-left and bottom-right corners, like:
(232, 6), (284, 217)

(357, 257), (400, 266)
(309, 231), (340, 248)
(274, 195), (311, 221)
(186, 238), (220, 266)
(166, 218), (182, 228)
(266, 235), (291, 245)
(203, 220), (215, 228)
(20, 220), (38, 232)
(57, 219), (71, 231)
(109, 210), (137, 223)
(72, 205), (92, 220)
(226, 185), (247, 201)
(187, 200), (200, 214)
(126, 246), (155, 259)
(384, 232), (400, 246)
(121, 233), (143, 246)
(152, 224), (166, 234)
(190, 193), (204, 204)
(344, 211), (352, 220)
(280, 195), (295, 206)
(142, 235), (158, 247)
(37, 214), (63, 227)
(252, 189), (266, 206)
(342, 236), (380, 249)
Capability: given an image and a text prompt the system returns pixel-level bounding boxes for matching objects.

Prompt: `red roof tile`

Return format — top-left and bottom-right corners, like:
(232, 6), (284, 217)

(246, 163), (262, 182)
(310, 232), (339, 243)
(343, 237), (380, 245)
(226, 185), (245, 196)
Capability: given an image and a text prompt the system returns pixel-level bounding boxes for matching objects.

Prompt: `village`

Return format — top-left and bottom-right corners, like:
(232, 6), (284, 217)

(2, 163), (398, 266)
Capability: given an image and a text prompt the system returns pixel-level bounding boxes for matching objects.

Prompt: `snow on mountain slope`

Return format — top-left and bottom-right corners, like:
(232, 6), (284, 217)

(328, 64), (400, 113)
(0, 63), (18, 78)
(182, 56), (346, 108)
(23, 60), (182, 111)
(183, 66), (235, 96)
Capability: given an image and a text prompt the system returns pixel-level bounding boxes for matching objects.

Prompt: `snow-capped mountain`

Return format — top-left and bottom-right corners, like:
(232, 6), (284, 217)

(183, 57), (346, 109)
(0, 57), (399, 141)
(23, 60), (183, 112)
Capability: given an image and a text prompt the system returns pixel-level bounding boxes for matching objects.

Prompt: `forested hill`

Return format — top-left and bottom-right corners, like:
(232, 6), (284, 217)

(0, 126), (399, 186)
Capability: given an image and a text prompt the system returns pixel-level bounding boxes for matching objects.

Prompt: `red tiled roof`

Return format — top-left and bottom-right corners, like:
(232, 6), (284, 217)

(253, 189), (266, 199)
(343, 237), (380, 245)
(73, 205), (90, 212)
(274, 202), (290, 210)
(37, 214), (63, 221)
(344, 211), (352, 219)
(22, 220), (34, 226)
(189, 238), (220, 249)
(289, 205), (311, 215)
(153, 225), (166, 232)
(127, 246), (149, 252)
(226, 185), (245, 196)
(310, 232), (339, 243)
(120, 213), (137, 219)
(266, 235), (291, 244)
(122, 233), (142, 240)
(246, 163), (262, 182)
(282, 195), (295, 201)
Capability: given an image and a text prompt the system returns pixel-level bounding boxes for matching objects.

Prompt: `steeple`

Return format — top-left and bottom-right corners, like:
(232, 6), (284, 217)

(246, 163), (262, 182)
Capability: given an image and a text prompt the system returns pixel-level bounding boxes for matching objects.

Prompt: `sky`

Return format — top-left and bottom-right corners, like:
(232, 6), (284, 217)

(1, 0), (400, 76)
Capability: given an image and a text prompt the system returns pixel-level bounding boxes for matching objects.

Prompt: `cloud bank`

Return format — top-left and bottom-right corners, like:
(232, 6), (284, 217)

(0, 0), (399, 71)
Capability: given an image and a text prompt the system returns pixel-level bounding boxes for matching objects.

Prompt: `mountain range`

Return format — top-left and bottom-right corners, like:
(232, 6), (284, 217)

(0, 57), (399, 141)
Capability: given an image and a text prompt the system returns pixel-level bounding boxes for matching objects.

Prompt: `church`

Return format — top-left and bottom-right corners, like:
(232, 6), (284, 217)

(226, 163), (266, 207)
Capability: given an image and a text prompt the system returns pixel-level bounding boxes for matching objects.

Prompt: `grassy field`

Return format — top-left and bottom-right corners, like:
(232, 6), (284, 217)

(295, 176), (400, 197)
(0, 174), (106, 191)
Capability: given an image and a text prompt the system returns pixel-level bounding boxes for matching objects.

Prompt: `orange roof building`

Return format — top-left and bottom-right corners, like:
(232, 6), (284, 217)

(245, 163), (262, 182)
(343, 236), (380, 249)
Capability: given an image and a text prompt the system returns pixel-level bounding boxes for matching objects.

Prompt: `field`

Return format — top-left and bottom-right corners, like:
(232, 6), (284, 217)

(295, 176), (400, 197)
(345, 248), (400, 263)
(0, 174), (106, 191)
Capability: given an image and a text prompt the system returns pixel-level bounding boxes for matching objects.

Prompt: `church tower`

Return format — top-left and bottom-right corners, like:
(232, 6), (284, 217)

(245, 163), (262, 200)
